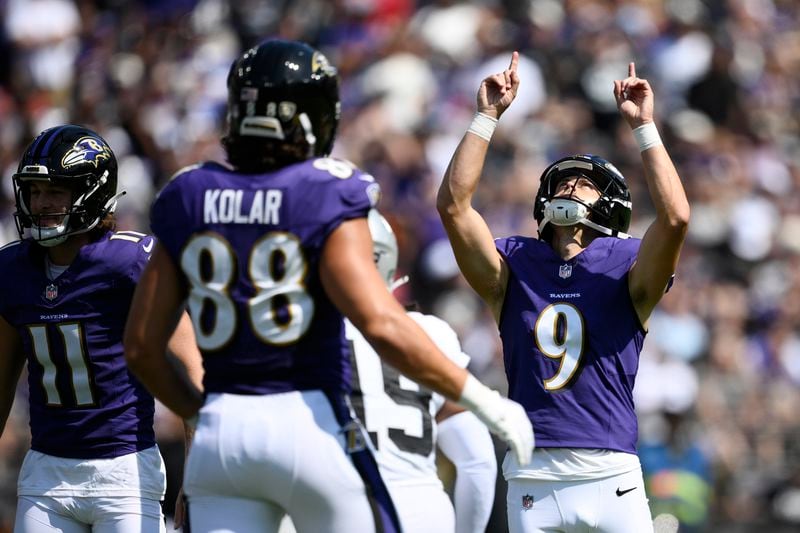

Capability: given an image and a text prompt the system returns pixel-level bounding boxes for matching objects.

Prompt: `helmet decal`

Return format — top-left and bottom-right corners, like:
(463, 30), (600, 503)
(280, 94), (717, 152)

(61, 136), (112, 168)
(311, 51), (336, 77)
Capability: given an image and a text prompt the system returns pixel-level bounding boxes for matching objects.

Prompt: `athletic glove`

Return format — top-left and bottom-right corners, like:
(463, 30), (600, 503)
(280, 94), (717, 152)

(457, 373), (534, 465)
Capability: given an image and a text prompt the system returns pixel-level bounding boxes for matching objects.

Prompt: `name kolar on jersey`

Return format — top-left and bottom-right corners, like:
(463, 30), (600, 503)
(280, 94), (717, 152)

(204, 189), (282, 225)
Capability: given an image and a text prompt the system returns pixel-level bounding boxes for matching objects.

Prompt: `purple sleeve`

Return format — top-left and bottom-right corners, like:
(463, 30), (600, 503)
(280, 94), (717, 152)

(0, 242), (26, 319)
(150, 173), (191, 265)
(611, 237), (675, 292)
(609, 237), (641, 272)
(316, 166), (381, 245)
(126, 236), (155, 285)
(495, 236), (527, 259)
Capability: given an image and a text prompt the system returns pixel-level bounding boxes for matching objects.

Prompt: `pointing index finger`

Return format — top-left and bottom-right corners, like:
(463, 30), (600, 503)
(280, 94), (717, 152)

(509, 51), (519, 73)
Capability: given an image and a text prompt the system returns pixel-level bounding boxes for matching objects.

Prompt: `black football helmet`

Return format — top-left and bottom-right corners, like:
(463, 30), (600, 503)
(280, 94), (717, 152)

(13, 125), (121, 247)
(222, 39), (340, 172)
(533, 154), (632, 240)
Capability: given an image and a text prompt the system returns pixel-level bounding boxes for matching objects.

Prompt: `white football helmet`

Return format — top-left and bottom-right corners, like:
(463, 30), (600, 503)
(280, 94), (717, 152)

(367, 209), (399, 288)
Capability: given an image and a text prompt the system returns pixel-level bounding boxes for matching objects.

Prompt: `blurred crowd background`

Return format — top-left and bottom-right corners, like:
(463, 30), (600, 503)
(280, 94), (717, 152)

(1, 0), (799, 531)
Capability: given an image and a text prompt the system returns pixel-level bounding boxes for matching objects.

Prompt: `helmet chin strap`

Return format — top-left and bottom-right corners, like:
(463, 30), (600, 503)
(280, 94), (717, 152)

(540, 198), (631, 239)
(576, 218), (631, 239)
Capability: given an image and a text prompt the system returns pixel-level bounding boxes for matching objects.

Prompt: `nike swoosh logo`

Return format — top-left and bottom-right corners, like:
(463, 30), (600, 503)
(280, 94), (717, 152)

(142, 238), (154, 253)
(616, 487), (637, 497)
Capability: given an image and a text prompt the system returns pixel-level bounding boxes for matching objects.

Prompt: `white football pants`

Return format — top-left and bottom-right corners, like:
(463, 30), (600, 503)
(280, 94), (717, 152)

(507, 467), (654, 533)
(184, 391), (387, 533)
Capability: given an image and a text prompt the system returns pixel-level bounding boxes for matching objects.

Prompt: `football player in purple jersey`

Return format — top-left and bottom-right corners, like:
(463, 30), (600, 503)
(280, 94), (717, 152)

(437, 53), (690, 532)
(0, 125), (202, 533)
(123, 39), (533, 533)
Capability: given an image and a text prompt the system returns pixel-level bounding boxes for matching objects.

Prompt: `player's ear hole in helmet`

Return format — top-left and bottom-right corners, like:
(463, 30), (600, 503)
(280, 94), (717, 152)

(13, 125), (123, 247)
(533, 154), (632, 242)
(222, 39), (341, 173)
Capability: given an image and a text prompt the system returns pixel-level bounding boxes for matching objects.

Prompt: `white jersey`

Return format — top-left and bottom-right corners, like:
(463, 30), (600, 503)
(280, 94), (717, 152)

(346, 312), (470, 487)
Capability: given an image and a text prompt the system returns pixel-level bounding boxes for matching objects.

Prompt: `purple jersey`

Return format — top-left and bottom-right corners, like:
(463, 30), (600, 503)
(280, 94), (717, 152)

(151, 158), (380, 396)
(0, 231), (157, 459)
(495, 235), (645, 454)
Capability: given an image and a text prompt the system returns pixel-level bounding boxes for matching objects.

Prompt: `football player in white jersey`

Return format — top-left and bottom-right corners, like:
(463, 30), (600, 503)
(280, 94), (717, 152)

(349, 210), (498, 533)
(279, 210), (498, 533)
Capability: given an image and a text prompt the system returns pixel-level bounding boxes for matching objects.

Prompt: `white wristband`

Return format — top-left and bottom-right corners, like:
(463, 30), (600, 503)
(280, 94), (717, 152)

(632, 122), (662, 152)
(467, 112), (498, 142)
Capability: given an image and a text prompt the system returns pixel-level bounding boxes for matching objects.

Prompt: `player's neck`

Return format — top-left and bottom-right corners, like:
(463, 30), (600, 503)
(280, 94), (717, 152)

(45, 234), (90, 266)
(551, 225), (597, 260)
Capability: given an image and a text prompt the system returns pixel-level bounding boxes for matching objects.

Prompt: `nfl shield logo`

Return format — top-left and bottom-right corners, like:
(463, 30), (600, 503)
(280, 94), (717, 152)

(559, 263), (572, 279)
(522, 494), (534, 510)
(45, 283), (58, 301)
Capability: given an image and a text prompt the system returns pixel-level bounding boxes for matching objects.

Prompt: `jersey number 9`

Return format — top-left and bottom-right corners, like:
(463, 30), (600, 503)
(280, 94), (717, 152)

(534, 303), (585, 391)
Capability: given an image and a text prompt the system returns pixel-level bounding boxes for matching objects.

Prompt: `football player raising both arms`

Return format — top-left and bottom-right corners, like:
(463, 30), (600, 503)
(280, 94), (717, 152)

(0, 125), (202, 532)
(437, 54), (690, 532)
(123, 39), (533, 533)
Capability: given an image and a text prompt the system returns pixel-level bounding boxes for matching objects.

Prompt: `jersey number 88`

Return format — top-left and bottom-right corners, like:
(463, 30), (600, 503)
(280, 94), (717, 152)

(180, 231), (313, 350)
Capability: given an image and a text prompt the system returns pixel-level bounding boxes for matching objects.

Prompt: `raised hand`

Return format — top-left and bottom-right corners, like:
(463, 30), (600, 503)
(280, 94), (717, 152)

(477, 51), (520, 119)
(613, 62), (654, 129)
